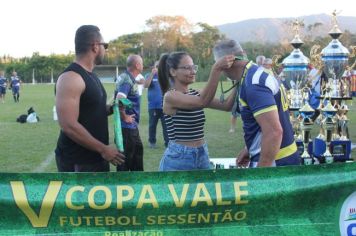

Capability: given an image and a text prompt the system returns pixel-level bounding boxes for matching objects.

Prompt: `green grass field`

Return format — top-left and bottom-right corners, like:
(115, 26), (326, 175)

(0, 83), (245, 172)
(0, 83), (354, 172)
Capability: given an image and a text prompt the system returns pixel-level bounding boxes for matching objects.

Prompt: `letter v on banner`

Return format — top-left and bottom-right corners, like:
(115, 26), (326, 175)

(10, 181), (62, 227)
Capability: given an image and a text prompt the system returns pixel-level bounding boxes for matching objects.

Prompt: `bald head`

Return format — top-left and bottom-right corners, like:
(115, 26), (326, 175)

(126, 54), (143, 76)
(127, 55), (142, 68)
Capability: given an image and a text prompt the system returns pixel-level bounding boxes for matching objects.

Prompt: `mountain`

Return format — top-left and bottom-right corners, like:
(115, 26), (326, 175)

(217, 14), (356, 43)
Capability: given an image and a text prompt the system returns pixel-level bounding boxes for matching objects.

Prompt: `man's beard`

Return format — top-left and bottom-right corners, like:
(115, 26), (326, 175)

(95, 54), (104, 65)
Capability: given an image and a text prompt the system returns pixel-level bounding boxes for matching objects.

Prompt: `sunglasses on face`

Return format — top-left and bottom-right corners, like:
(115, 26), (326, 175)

(98, 42), (109, 50)
(177, 64), (198, 72)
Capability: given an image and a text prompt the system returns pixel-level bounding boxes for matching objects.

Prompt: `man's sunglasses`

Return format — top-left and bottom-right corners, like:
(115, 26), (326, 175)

(98, 42), (109, 50)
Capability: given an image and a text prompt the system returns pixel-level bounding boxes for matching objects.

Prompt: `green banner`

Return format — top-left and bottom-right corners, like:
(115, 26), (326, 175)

(1, 163), (356, 236)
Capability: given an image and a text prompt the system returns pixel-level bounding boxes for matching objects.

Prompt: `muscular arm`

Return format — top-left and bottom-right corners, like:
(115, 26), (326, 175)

(255, 110), (283, 167)
(56, 72), (124, 164)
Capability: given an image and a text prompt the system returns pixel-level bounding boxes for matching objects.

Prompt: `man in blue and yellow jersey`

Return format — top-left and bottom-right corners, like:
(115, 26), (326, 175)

(213, 39), (300, 167)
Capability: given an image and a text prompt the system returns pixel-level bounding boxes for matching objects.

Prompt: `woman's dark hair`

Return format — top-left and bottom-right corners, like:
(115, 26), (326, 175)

(158, 51), (189, 94)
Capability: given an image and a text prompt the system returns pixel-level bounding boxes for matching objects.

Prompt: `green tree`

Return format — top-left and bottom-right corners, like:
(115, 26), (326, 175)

(142, 15), (194, 63)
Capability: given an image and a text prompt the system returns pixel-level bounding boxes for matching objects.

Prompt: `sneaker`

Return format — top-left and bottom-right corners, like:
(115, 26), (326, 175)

(229, 128), (235, 133)
(149, 143), (157, 149)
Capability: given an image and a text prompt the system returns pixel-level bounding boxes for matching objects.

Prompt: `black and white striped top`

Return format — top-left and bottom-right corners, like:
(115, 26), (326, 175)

(164, 89), (206, 142)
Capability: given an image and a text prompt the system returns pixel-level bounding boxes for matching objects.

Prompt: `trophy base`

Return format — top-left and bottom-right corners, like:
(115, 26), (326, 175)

(296, 141), (313, 157)
(312, 138), (351, 162)
(330, 140), (352, 161)
(317, 96), (353, 101)
(325, 156), (334, 164)
(303, 158), (313, 165)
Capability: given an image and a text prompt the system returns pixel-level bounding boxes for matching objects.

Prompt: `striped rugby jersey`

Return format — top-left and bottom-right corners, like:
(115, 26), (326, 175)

(239, 61), (297, 161)
(165, 89), (205, 142)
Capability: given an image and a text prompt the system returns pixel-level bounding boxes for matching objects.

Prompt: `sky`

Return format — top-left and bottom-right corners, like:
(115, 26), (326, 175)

(1, 0), (355, 58)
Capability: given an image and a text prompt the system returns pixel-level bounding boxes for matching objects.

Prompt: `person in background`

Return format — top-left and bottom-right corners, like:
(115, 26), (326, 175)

(115, 54), (145, 171)
(10, 71), (21, 102)
(213, 39), (300, 168)
(256, 55), (266, 67)
(229, 98), (240, 133)
(0, 71), (7, 103)
(55, 25), (125, 172)
(307, 64), (322, 110)
(158, 51), (236, 171)
(135, 73), (145, 97)
(144, 61), (169, 148)
(262, 58), (274, 75)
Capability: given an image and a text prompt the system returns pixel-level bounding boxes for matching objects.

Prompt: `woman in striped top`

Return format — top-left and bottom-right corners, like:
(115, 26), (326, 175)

(157, 52), (236, 171)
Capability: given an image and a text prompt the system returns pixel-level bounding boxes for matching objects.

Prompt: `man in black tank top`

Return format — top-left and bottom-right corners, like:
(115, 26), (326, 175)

(55, 25), (125, 172)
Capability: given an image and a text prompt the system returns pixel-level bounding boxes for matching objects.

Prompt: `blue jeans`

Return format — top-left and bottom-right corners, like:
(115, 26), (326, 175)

(149, 109), (169, 147)
(159, 141), (210, 171)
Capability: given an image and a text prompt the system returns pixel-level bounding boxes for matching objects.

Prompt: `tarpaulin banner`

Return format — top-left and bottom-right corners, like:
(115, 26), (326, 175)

(0, 163), (355, 236)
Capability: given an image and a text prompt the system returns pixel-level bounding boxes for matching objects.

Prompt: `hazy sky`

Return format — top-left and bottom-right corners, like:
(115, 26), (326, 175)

(1, 0), (355, 58)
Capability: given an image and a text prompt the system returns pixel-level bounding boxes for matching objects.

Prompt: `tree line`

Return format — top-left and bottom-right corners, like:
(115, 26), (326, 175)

(1, 16), (355, 83)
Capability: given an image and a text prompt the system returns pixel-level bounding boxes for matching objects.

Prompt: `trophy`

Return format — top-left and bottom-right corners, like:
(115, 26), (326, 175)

(299, 98), (315, 165)
(282, 19), (310, 110)
(281, 19), (313, 159)
(321, 100), (337, 163)
(310, 11), (355, 163)
(338, 102), (349, 140)
(321, 10), (351, 98)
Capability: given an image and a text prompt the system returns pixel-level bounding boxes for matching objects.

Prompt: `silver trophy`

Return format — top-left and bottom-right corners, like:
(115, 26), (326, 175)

(338, 102), (349, 140)
(321, 10), (350, 98)
(321, 101), (338, 163)
(282, 19), (310, 110)
(299, 100), (315, 165)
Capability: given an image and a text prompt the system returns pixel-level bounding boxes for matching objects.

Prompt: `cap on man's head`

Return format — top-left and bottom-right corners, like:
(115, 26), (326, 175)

(213, 39), (246, 61)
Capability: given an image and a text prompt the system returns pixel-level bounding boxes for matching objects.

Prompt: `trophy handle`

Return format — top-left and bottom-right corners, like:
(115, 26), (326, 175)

(272, 55), (282, 76)
(347, 46), (356, 71)
(310, 45), (323, 71)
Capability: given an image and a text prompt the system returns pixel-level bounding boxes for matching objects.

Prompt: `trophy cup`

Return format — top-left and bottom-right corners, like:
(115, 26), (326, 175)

(311, 11), (354, 163)
(282, 19), (311, 157)
(339, 102), (349, 140)
(282, 19), (310, 110)
(321, 10), (350, 99)
(321, 100), (337, 163)
(299, 96), (315, 165)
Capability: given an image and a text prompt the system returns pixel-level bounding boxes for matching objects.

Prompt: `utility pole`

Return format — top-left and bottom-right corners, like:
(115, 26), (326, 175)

(32, 68), (35, 84)
(50, 68), (54, 84)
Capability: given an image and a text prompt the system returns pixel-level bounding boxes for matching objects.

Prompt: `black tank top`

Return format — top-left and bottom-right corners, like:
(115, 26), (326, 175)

(55, 63), (108, 164)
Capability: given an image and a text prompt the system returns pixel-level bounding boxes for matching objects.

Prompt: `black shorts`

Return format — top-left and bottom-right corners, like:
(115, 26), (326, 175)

(55, 155), (110, 172)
